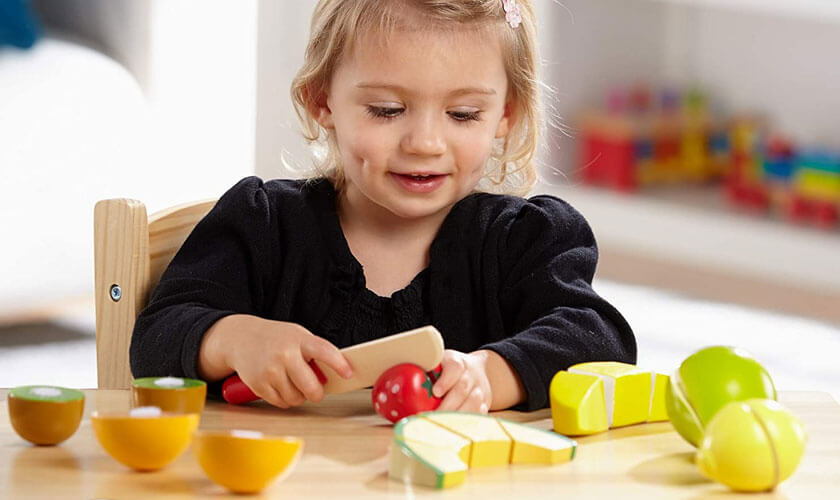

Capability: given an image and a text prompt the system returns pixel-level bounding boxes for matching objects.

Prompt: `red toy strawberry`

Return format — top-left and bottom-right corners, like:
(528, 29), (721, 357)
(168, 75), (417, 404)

(372, 363), (442, 423)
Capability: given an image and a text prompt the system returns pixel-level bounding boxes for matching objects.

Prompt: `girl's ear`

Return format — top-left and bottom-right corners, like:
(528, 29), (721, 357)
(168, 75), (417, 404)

(308, 87), (335, 130)
(494, 99), (516, 138)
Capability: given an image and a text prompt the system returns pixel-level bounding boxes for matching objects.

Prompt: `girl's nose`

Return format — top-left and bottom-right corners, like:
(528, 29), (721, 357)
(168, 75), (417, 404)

(401, 112), (446, 156)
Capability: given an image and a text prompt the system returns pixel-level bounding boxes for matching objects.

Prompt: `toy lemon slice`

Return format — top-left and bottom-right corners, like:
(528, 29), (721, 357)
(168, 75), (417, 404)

(92, 406), (199, 471)
(193, 429), (303, 494)
(549, 362), (669, 435)
(7, 385), (85, 445)
(390, 412), (576, 489)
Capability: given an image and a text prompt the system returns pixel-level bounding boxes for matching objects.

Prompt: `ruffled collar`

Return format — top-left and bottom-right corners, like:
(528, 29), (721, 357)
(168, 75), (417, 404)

(306, 178), (479, 298)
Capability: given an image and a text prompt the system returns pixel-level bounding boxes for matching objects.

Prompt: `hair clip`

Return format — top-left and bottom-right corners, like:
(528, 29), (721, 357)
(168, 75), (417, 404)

(502, 0), (522, 29)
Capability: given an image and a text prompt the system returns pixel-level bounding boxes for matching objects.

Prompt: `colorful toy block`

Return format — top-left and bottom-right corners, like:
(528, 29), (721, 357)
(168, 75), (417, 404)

(787, 150), (840, 228)
(579, 85), (728, 192)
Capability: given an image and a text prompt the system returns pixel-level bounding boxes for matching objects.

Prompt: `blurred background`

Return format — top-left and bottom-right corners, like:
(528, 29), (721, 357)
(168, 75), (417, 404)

(1, 0), (838, 397)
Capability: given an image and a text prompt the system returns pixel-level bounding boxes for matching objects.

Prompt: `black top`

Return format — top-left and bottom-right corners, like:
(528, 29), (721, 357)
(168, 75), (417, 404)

(130, 176), (636, 410)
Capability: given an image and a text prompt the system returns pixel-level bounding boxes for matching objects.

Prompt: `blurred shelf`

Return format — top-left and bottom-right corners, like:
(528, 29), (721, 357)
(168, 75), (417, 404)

(534, 182), (840, 296)
(646, 0), (840, 23)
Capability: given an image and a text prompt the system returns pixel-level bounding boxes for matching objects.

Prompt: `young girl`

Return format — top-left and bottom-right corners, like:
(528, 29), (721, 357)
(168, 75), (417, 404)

(130, 0), (636, 413)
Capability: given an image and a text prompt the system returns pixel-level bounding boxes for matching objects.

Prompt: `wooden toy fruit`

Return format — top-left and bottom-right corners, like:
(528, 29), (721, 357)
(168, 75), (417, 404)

(372, 363), (442, 423)
(390, 411), (576, 489)
(92, 406), (199, 470)
(549, 362), (669, 436)
(132, 376), (207, 414)
(193, 430), (303, 494)
(7, 385), (85, 445)
(666, 346), (776, 447)
(696, 399), (806, 491)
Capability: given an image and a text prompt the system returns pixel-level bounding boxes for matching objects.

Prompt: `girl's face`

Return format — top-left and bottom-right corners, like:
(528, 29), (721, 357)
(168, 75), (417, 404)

(315, 26), (513, 222)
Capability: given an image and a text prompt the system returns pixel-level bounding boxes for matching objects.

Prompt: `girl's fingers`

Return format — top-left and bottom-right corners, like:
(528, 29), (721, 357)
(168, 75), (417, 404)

(437, 377), (473, 411)
(287, 356), (326, 403)
(457, 386), (489, 414)
(432, 352), (466, 398)
(255, 383), (290, 409)
(270, 368), (306, 407)
(303, 337), (354, 379)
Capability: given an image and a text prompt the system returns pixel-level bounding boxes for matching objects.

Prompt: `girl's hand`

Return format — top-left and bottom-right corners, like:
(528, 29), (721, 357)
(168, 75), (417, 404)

(201, 315), (353, 409)
(431, 349), (494, 413)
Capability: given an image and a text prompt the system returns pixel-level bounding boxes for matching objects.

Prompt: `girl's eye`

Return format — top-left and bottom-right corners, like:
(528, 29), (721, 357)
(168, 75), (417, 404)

(448, 110), (481, 122)
(365, 106), (482, 123)
(366, 106), (403, 119)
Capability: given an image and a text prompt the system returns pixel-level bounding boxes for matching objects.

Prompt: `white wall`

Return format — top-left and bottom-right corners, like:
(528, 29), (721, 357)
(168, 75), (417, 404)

(144, 0), (258, 206)
(255, 0), (319, 180)
(683, 5), (840, 146)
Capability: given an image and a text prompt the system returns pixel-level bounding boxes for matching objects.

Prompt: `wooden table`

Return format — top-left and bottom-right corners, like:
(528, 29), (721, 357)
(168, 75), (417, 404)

(2, 390), (839, 498)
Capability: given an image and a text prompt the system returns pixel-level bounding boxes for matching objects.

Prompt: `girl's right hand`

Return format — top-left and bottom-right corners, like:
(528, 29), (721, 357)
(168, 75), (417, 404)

(200, 314), (353, 409)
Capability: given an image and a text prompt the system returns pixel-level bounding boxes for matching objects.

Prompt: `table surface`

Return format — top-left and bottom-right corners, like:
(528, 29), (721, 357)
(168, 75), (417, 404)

(2, 389), (838, 499)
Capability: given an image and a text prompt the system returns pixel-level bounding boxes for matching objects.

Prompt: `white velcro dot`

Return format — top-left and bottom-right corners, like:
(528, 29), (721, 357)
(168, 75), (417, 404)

(378, 392), (387, 403)
(31, 387), (62, 397)
(129, 406), (163, 417)
(153, 377), (185, 388)
(391, 384), (400, 394)
(231, 429), (264, 439)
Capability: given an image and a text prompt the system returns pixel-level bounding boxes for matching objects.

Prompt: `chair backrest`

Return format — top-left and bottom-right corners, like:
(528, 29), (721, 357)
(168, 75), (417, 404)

(93, 198), (216, 389)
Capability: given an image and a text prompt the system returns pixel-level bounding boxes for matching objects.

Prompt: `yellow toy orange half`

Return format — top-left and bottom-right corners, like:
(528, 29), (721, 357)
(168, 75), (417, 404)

(193, 430), (303, 494)
(91, 407), (199, 471)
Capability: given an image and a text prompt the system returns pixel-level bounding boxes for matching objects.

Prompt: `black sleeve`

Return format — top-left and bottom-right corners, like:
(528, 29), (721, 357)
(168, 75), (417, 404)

(480, 195), (637, 411)
(129, 176), (276, 380)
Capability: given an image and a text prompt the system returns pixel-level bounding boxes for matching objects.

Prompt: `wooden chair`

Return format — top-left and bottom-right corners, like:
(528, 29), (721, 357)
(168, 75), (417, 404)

(93, 198), (216, 389)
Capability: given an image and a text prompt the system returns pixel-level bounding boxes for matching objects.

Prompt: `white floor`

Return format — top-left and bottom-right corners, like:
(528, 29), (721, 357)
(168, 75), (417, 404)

(1, 281), (838, 402)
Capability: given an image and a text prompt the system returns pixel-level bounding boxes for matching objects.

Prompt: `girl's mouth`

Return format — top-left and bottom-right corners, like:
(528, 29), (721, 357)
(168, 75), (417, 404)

(390, 172), (447, 193)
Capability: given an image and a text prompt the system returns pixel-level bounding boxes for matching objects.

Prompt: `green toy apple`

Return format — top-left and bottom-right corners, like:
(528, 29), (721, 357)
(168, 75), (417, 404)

(666, 346), (776, 447)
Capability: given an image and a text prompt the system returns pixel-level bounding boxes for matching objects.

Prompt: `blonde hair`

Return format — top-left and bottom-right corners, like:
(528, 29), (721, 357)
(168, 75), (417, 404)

(291, 0), (541, 196)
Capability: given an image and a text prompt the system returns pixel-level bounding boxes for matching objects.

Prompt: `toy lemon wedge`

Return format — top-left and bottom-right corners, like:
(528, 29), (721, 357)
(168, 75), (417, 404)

(495, 417), (576, 465)
(193, 429), (303, 494)
(549, 362), (669, 435)
(92, 406), (199, 471)
(390, 415), (472, 489)
(7, 385), (85, 445)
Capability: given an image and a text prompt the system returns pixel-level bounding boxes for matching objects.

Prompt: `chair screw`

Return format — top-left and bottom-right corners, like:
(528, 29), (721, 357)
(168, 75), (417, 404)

(110, 284), (122, 302)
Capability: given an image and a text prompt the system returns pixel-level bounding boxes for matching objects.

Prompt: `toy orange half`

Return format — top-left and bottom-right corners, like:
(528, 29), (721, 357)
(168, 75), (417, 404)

(92, 407), (199, 471)
(131, 377), (207, 414)
(7, 386), (85, 445)
(193, 429), (303, 493)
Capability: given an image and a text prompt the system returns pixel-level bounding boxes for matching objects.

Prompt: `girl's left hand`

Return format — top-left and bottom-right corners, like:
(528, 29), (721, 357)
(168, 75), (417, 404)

(432, 349), (493, 413)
